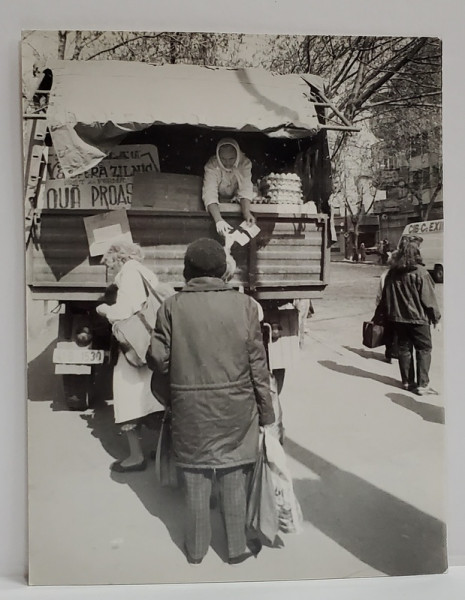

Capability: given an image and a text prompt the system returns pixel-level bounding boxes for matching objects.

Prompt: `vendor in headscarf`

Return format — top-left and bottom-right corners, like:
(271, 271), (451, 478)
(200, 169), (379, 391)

(202, 138), (256, 236)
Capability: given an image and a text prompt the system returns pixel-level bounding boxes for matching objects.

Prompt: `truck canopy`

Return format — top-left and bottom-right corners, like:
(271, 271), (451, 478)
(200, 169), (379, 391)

(46, 61), (324, 178)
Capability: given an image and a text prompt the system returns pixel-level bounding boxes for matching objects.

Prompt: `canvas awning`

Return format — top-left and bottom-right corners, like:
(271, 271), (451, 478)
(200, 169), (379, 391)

(46, 61), (324, 177)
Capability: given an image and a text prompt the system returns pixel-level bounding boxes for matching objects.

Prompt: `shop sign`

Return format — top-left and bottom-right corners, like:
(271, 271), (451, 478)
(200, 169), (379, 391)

(44, 145), (159, 210)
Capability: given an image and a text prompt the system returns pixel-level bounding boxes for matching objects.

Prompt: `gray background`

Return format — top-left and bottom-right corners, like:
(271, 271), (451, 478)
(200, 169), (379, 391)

(2, 0), (464, 597)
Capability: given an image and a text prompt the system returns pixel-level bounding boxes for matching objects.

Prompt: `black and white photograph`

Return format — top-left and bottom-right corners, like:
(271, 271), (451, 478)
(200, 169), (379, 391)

(22, 29), (446, 586)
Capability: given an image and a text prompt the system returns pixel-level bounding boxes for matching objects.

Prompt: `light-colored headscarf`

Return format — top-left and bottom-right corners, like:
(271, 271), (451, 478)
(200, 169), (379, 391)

(216, 138), (241, 171)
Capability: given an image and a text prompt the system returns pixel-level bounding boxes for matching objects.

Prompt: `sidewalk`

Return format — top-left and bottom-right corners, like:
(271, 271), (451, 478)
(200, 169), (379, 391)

(27, 316), (446, 585)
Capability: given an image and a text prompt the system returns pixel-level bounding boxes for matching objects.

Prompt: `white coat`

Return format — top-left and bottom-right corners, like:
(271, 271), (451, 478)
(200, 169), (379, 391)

(202, 138), (254, 209)
(104, 260), (164, 424)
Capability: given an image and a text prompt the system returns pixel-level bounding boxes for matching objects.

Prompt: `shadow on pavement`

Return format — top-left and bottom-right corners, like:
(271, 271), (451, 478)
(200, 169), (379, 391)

(79, 401), (230, 563)
(285, 437), (447, 576)
(386, 392), (445, 425)
(80, 402), (185, 555)
(319, 360), (401, 389)
(343, 346), (387, 362)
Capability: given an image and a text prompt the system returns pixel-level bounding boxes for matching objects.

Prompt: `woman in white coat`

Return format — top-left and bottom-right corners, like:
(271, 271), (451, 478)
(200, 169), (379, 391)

(202, 138), (256, 236)
(97, 242), (165, 472)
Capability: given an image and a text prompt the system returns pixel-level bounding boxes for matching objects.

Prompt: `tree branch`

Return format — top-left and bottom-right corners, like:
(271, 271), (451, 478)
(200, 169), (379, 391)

(365, 91), (441, 107)
(85, 33), (164, 60)
(353, 38), (428, 111)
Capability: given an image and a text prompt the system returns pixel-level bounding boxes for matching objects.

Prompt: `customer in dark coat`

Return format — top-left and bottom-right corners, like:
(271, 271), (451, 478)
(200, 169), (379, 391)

(377, 241), (441, 395)
(148, 238), (275, 565)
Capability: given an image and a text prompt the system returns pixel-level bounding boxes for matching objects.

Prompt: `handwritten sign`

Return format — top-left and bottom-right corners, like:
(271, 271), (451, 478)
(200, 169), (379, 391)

(44, 145), (159, 210)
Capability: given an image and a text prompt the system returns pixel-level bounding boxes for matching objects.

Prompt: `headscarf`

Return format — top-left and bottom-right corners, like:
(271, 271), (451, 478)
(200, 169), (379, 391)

(216, 138), (241, 172)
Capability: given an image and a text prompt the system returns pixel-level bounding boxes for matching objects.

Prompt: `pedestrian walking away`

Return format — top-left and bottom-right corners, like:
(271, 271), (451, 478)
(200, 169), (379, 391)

(375, 241), (441, 395)
(359, 242), (366, 262)
(381, 239), (390, 265)
(375, 252), (399, 363)
(148, 238), (275, 565)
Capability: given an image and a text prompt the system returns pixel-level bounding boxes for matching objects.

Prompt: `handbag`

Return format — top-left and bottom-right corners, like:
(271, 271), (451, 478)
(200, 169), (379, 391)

(154, 410), (178, 488)
(362, 320), (386, 348)
(362, 271), (389, 349)
(112, 274), (175, 368)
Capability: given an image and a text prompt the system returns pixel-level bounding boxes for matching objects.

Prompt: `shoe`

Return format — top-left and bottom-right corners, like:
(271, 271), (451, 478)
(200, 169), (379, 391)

(228, 551), (253, 565)
(110, 459), (147, 473)
(416, 386), (438, 396)
(183, 544), (203, 565)
(247, 538), (262, 557)
(402, 383), (417, 392)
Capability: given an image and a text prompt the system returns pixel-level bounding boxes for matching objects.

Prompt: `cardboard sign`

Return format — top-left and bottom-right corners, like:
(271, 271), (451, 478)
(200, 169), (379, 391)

(45, 145), (160, 210)
(83, 209), (133, 257)
(228, 221), (261, 247)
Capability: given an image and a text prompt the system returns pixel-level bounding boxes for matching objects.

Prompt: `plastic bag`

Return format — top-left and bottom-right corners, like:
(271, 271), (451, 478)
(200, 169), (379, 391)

(246, 435), (279, 544)
(264, 429), (303, 534)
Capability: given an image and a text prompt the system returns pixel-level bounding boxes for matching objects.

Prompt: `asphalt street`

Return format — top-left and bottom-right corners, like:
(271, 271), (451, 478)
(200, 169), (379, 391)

(26, 261), (446, 585)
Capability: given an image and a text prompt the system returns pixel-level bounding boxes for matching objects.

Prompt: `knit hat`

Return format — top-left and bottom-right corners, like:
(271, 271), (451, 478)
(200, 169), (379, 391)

(183, 238), (227, 281)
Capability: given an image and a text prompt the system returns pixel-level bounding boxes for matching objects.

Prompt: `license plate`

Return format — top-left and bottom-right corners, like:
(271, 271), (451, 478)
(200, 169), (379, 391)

(53, 348), (105, 365)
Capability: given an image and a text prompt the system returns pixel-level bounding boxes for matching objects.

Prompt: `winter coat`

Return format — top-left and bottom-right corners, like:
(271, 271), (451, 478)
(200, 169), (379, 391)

(148, 277), (275, 469)
(202, 138), (254, 208)
(379, 265), (441, 325)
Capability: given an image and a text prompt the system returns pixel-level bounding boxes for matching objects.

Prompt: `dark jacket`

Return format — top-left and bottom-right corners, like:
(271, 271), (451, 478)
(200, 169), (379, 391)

(148, 277), (274, 469)
(380, 265), (441, 325)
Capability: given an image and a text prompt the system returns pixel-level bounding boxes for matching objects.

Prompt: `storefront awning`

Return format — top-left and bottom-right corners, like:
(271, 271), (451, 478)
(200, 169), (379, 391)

(46, 61), (324, 177)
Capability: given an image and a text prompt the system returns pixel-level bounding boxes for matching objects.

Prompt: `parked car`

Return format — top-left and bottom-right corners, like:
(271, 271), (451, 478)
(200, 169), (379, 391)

(364, 245), (380, 256)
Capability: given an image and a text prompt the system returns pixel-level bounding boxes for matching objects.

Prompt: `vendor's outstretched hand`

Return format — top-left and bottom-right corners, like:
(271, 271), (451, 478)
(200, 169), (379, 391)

(216, 219), (233, 236)
(243, 210), (256, 226)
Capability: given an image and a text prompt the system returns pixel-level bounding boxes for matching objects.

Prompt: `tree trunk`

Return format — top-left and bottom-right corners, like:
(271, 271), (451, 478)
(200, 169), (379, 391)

(169, 36), (177, 64)
(57, 31), (68, 60)
(424, 183), (442, 221)
(354, 221), (360, 253)
(344, 205), (350, 259)
(72, 31), (83, 60)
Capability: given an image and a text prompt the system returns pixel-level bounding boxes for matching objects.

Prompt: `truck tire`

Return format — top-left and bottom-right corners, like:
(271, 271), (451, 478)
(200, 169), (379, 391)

(62, 374), (93, 411)
(432, 264), (443, 284)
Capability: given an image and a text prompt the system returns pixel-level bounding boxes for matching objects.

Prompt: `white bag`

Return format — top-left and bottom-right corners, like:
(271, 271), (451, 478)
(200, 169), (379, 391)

(263, 429), (303, 534)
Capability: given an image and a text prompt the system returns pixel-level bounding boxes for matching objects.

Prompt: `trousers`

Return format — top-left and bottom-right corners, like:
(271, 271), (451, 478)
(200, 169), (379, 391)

(182, 465), (252, 561)
(393, 322), (432, 388)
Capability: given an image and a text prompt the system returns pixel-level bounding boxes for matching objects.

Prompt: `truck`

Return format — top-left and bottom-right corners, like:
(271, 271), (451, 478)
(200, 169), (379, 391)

(24, 60), (358, 409)
(399, 219), (444, 283)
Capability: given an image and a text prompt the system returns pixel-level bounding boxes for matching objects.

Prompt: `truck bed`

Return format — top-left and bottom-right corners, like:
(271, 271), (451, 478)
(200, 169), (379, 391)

(28, 206), (329, 301)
